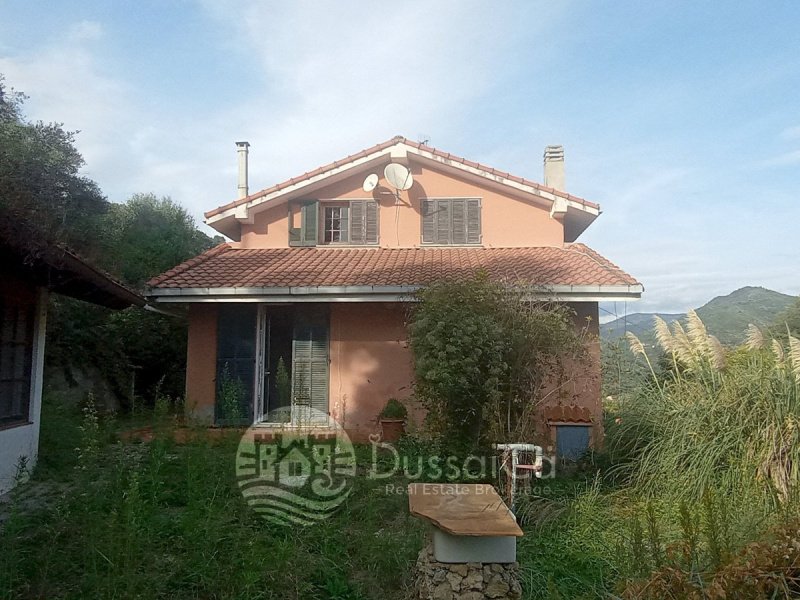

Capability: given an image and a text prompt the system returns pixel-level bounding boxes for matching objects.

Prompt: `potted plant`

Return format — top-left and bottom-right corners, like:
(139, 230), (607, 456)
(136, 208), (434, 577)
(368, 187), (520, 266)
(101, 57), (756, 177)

(379, 398), (408, 442)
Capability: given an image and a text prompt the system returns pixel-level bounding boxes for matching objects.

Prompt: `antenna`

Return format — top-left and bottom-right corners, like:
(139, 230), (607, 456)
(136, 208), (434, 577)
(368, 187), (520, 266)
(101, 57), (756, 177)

(384, 163), (413, 191)
(362, 173), (379, 192)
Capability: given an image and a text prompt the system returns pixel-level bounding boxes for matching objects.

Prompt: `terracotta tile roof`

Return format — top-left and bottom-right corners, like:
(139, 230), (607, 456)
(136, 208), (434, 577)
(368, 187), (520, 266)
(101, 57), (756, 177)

(147, 243), (639, 290)
(544, 406), (594, 424)
(205, 136), (599, 219)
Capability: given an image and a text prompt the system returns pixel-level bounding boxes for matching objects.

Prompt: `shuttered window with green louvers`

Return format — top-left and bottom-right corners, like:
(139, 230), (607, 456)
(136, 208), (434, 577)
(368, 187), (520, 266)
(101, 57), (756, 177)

(289, 200), (319, 246)
(292, 318), (329, 423)
(290, 200), (378, 246)
(421, 198), (481, 245)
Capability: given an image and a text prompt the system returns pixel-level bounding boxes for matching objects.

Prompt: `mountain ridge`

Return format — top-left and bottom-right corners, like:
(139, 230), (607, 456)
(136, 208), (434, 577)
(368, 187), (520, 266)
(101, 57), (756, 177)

(601, 286), (796, 347)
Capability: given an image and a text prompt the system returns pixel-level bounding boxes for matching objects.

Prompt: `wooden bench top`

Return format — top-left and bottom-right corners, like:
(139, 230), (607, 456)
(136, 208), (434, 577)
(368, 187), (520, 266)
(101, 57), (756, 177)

(407, 483), (523, 537)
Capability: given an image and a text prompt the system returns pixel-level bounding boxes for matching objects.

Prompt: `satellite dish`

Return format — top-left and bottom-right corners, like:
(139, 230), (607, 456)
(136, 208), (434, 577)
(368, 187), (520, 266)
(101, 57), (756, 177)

(384, 163), (413, 191)
(362, 173), (379, 192)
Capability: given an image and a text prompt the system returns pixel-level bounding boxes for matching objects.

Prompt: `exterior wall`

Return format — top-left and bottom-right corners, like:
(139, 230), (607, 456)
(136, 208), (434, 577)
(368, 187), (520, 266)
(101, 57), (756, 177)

(0, 283), (48, 494)
(185, 304), (218, 423)
(536, 302), (603, 449)
(181, 300), (602, 447)
(329, 303), (417, 443)
(239, 162), (564, 250)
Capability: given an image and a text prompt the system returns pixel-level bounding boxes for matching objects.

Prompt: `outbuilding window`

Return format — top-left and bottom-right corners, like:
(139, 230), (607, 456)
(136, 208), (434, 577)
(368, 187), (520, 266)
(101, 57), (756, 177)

(0, 300), (35, 426)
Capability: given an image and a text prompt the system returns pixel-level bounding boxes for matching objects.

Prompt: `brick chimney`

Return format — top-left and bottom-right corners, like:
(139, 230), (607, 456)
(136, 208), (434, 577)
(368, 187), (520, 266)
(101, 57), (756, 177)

(236, 141), (250, 199)
(543, 145), (565, 190)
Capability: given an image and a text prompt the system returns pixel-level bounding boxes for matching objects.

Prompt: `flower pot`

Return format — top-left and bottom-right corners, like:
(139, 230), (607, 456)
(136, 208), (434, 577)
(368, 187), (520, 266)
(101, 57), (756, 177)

(380, 418), (406, 443)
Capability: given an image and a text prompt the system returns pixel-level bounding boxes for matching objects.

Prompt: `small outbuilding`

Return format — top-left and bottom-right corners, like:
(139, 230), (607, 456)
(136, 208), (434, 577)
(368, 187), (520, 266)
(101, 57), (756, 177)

(0, 222), (144, 493)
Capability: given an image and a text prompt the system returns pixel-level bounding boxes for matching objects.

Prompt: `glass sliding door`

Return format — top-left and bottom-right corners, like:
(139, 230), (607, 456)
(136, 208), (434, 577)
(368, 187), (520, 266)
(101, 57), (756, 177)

(215, 304), (257, 426)
(256, 305), (330, 426)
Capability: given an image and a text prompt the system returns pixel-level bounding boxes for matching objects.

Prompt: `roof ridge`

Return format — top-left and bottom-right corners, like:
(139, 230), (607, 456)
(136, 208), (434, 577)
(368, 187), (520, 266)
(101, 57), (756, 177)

(146, 242), (232, 287)
(204, 136), (599, 219)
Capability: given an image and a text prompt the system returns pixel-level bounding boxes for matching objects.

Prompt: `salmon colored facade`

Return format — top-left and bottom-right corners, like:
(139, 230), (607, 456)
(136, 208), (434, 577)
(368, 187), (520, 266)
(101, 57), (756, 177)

(147, 137), (641, 452)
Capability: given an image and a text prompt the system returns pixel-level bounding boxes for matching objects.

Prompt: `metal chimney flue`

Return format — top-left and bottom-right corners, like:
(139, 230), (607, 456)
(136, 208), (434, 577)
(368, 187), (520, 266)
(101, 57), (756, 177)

(236, 141), (250, 198)
(543, 145), (565, 191)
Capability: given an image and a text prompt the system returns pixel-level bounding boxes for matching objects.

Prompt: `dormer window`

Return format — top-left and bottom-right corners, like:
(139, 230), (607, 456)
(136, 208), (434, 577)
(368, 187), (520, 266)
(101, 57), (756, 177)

(289, 200), (379, 246)
(421, 198), (481, 245)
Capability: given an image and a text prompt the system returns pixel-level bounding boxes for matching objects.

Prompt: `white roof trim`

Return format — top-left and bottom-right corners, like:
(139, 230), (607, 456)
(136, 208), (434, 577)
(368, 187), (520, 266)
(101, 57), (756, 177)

(205, 141), (600, 230)
(147, 283), (643, 304)
(205, 148), (391, 227)
(402, 144), (599, 217)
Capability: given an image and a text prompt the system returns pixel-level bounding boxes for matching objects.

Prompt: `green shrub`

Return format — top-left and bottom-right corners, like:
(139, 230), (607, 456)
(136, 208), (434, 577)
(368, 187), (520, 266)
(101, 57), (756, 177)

(408, 273), (584, 451)
(379, 398), (408, 420)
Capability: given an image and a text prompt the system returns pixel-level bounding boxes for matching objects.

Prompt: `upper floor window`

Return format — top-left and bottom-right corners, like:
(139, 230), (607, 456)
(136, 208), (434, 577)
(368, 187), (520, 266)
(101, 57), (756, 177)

(421, 198), (481, 245)
(324, 206), (346, 243)
(290, 200), (379, 246)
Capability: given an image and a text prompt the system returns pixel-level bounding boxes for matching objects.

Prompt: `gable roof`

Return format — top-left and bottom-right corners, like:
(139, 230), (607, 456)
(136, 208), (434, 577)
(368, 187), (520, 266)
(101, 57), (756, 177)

(204, 136), (601, 242)
(146, 243), (642, 303)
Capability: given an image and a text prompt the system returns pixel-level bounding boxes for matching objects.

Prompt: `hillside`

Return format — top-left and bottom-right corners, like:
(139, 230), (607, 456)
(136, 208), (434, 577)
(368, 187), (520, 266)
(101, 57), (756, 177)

(601, 286), (796, 347)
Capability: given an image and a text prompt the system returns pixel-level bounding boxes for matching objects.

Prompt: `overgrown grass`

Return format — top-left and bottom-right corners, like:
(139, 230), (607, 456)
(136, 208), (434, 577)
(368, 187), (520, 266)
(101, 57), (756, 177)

(0, 394), (426, 599)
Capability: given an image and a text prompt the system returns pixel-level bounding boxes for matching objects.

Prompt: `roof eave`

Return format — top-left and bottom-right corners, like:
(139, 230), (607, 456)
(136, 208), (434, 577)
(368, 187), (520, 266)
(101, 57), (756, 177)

(146, 283), (643, 304)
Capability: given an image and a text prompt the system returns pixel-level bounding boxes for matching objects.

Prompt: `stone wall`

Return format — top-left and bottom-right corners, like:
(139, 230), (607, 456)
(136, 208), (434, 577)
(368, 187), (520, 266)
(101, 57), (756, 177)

(414, 544), (522, 600)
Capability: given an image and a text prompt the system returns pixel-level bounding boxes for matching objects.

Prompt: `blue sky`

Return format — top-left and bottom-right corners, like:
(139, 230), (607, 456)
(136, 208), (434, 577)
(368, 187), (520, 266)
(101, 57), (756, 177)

(1, 1), (798, 317)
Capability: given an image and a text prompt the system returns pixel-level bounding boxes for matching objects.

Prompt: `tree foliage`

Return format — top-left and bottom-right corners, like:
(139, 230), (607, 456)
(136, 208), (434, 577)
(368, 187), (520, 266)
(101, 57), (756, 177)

(0, 76), (109, 259)
(408, 273), (586, 451)
(1, 74), (216, 403)
(103, 193), (218, 288)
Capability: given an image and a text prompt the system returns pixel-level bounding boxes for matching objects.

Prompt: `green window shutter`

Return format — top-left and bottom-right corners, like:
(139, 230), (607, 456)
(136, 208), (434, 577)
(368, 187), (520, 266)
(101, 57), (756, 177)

(451, 199), (467, 244)
(301, 201), (318, 246)
(421, 199), (436, 244)
(436, 199), (451, 244)
(349, 201), (365, 244)
(292, 321), (329, 422)
(466, 199), (481, 244)
(289, 201), (319, 246)
(365, 201), (379, 244)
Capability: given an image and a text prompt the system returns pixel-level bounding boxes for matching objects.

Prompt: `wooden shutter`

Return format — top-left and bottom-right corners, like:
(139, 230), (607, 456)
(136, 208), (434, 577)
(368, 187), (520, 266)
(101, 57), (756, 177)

(339, 205), (349, 243)
(466, 198), (481, 244)
(349, 201), (365, 244)
(365, 201), (378, 244)
(347, 200), (378, 245)
(451, 199), (467, 244)
(292, 320), (329, 423)
(301, 201), (318, 245)
(421, 199), (436, 244)
(289, 201), (319, 246)
(436, 199), (451, 245)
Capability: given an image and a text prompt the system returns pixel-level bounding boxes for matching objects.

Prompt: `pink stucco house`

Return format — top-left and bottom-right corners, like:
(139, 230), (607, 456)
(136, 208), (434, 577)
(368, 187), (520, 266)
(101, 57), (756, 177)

(146, 137), (641, 451)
